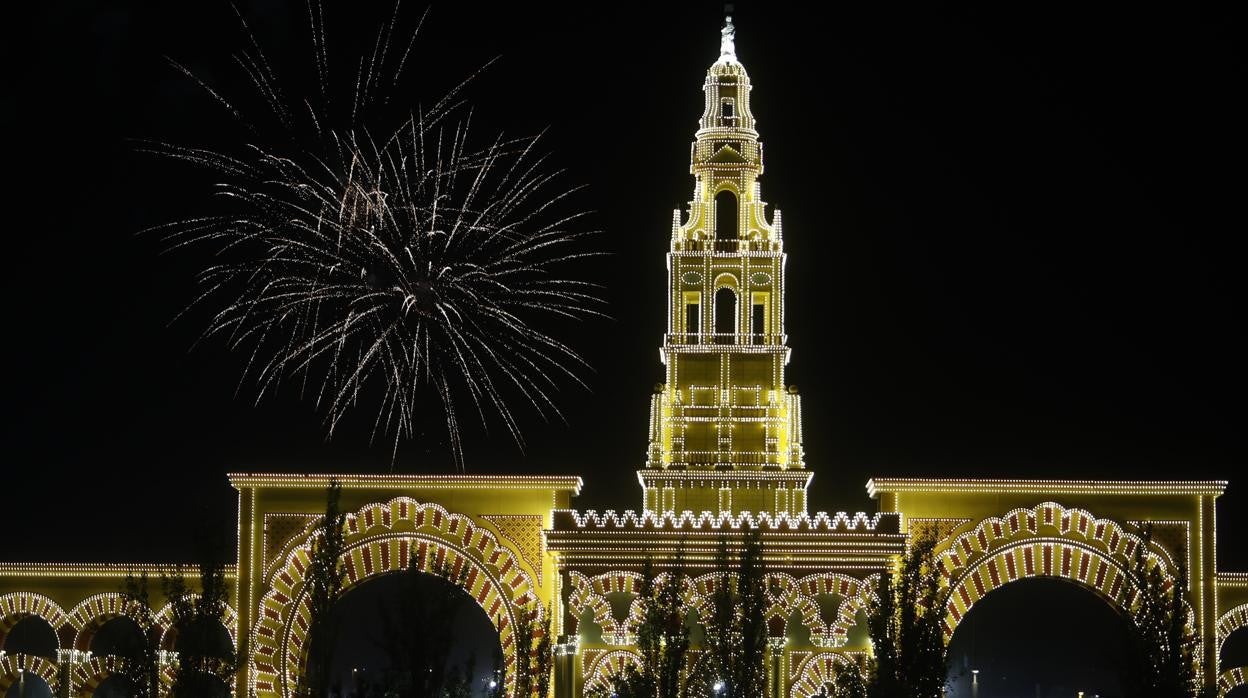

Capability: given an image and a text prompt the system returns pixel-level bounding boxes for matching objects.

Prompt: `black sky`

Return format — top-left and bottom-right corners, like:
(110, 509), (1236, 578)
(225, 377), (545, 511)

(5, 1), (1246, 569)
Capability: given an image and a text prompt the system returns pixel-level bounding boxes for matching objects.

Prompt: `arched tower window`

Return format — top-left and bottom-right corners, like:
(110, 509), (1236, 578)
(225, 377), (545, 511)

(721, 99), (735, 120)
(751, 293), (767, 343)
(715, 190), (738, 240)
(715, 287), (737, 338)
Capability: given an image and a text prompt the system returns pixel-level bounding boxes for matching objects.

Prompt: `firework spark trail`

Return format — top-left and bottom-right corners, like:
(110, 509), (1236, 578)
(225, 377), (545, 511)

(143, 2), (603, 467)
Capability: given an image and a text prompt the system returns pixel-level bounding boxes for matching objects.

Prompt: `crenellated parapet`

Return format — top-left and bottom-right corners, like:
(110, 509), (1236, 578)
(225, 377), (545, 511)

(552, 509), (899, 533)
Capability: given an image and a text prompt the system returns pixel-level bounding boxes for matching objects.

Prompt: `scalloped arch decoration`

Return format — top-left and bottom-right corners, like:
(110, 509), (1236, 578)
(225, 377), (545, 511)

(935, 502), (1178, 642)
(583, 649), (643, 695)
(72, 654), (125, 696)
(249, 497), (540, 698)
(787, 651), (853, 698)
(0, 652), (60, 694)
(567, 571), (648, 643)
(796, 573), (877, 647)
(67, 592), (153, 652)
(0, 593), (67, 651)
(1218, 603), (1248, 649)
(1219, 666), (1245, 697)
(569, 570), (878, 648)
(155, 597), (239, 650)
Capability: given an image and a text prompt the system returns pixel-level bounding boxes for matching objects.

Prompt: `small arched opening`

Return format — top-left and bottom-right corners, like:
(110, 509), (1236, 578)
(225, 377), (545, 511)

(4, 674), (54, 698)
(1223, 625), (1248, 674)
(714, 287), (737, 338)
(1, 617), (57, 660)
(169, 616), (233, 661)
(88, 616), (146, 658)
(167, 617), (235, 697)
(715, 190), (738, 241)
(90, 676), (132, 698)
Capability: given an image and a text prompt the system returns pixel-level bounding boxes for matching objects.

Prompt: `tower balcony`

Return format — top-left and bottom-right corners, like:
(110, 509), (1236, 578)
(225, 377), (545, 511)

(655, 450), (792, 468)
(673, 239), (781, 253)
(665, 332), (787, 347)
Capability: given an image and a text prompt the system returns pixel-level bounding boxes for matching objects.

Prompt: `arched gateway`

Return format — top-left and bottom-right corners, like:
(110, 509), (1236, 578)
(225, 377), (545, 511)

(0, 16), (1245, 698)
(229, 474), (578, 698)
(250, 497), (542, 697)
(870, 479), (1234, 693)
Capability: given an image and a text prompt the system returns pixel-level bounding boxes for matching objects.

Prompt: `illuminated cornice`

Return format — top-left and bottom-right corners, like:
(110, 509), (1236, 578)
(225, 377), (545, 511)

(228, 472), (583, 494)
(1219, 572), (1248, 587)
(0, 563), (238, 579)
(866, 478), (1227, 498)
(637, 470), (812, 487)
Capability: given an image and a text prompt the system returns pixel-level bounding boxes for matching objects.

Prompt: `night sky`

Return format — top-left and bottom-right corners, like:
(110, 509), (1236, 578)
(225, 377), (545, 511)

(7, 0), (1247, 579)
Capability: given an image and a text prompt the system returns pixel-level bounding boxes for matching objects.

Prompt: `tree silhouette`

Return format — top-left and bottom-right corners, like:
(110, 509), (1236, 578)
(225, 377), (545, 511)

(705, 532), (767, 698)
(299, 480), (346, 698)
(115, 572), (161, 698)
(1127, 523), (1206, 698)
(863, 530), (947, 698)
(161, 537), (237, 697)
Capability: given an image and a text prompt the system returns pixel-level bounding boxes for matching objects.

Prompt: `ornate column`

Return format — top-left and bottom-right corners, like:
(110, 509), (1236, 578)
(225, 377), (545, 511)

(55, 649), (90, 698)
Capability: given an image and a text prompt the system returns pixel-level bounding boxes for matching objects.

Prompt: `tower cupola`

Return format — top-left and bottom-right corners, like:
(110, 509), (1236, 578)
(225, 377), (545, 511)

(698, 17), (758, 137)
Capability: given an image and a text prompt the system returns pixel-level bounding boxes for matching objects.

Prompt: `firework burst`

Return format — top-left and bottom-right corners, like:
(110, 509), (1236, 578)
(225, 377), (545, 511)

(145, 3), (603, 466)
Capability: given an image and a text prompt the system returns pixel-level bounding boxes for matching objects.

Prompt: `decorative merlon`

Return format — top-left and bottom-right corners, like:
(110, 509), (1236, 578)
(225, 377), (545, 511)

(551, 509), (899, 533)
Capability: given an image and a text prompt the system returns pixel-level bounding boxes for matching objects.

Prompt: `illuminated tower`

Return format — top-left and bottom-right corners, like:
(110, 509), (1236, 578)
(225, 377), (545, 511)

(641, 17), (809, 517)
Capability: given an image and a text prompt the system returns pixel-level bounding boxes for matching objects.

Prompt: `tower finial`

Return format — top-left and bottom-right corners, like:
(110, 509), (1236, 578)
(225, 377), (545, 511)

(719, 14), (737, 63)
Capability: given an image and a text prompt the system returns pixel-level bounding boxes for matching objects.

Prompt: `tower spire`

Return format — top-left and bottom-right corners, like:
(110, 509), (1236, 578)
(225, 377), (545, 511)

(638, 22), (807, 518)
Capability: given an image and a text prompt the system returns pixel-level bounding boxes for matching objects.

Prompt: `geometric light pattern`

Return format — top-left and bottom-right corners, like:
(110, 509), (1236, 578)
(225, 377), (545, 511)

(565, 569), (877, 650)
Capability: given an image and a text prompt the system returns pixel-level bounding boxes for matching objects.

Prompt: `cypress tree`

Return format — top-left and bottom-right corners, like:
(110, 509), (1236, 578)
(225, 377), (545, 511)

(864, 531), (947, 698)
(300, 480), (346, 697)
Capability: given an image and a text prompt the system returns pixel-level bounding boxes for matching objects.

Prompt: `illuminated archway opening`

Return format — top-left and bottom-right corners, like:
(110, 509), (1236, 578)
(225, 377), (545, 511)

(169, 616), (233, 659)
(89, 616), (145, 657)
(1223, 626), (1248, 671)
(253, 498), (541, 698)
(944, 578), (1138, 698)
(1, 617), (56, 659)
(4, 674), (53, 698)
(90, 675), (131, 698)
(307, 568), (503, 696)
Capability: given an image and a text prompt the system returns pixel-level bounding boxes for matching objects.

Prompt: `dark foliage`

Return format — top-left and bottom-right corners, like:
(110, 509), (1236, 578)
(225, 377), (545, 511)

(704, 532), (768, 698)
(598, 547), (691, 698)
(300, 480), (347, 697)
(115, 572), (161, 698)
(514, 602), (554, 698)
(1126, 523), (1207, 698)
(864, 532), (947, 698)
(161, 538), (238, 697)
(373, 557), (473, 696)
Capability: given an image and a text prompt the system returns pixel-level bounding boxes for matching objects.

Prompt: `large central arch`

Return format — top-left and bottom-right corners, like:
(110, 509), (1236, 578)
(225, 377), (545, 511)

(249, 497), (542, 698)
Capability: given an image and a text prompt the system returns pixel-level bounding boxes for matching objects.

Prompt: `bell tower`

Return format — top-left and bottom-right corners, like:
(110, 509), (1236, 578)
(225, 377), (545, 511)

(640, 17), (809, 517)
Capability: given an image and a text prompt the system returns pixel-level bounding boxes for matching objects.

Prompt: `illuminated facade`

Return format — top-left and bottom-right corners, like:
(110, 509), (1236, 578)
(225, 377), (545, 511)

(2, 17), (1247, 698)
